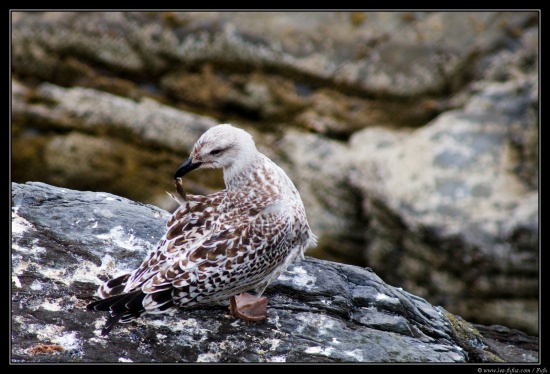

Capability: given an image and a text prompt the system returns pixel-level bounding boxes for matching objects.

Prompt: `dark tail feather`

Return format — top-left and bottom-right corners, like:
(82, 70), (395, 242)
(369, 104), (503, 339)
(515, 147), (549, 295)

(87, 290), (146, 335)
(102, 309), (127, 336)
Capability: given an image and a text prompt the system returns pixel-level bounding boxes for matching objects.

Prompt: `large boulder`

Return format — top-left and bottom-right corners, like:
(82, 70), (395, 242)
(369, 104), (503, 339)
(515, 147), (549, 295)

(348, 77), (538, 334)
(11, 182), (538, 363)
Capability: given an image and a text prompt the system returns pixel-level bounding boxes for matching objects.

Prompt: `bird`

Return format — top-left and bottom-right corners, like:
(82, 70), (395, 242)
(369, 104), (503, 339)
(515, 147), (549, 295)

(87, 124), (317, 335)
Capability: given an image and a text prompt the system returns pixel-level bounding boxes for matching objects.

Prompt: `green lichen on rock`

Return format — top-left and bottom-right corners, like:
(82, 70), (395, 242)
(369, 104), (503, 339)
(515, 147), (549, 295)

(445, 310), (505, 363)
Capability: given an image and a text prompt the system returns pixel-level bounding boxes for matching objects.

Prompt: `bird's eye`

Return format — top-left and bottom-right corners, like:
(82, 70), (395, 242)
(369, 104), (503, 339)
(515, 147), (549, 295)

(209, 149), (222, 156)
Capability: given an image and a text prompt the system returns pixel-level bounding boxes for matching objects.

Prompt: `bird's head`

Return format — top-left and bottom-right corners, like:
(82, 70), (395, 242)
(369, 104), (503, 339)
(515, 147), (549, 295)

(174, 124), (258, 179)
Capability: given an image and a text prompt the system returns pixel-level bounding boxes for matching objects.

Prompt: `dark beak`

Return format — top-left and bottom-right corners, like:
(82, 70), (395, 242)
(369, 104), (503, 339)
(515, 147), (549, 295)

(174, 158), (201, 179)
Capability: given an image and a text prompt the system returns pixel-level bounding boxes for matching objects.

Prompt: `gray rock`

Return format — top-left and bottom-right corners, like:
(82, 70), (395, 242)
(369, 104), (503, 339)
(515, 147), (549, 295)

(11, 12), (536, 97)
(13, 82), (218, 153)
(12, 80), (223, 209)
(347, 76), (538, 334)
(12, 11), (538, 138)
(12, 181), (538, 363)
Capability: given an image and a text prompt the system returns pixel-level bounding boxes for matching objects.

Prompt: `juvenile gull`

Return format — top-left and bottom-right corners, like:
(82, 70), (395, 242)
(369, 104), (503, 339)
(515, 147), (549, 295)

(87, 124), (317, 335)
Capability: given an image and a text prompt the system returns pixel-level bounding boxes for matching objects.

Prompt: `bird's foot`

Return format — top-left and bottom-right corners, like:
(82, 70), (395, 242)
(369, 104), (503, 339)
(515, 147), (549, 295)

(229, 293), (268, 322)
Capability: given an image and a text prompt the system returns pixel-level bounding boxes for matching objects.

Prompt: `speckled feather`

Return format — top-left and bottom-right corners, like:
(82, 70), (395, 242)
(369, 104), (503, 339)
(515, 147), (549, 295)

(88, 124), (317, 334)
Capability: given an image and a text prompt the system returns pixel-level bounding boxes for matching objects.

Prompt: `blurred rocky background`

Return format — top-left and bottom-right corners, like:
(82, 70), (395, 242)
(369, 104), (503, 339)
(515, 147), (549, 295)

(11, 11), (539, 336)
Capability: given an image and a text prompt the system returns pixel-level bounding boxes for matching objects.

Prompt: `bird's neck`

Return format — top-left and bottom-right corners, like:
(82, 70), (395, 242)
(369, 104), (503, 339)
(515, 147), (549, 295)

(223, 152), (264, 190)
(224, 154), (285, 209)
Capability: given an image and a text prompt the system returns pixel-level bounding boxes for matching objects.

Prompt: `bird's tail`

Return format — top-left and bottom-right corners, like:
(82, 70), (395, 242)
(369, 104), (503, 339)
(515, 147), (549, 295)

(87, 290), (146, 335)
(88, 273), (147, 335)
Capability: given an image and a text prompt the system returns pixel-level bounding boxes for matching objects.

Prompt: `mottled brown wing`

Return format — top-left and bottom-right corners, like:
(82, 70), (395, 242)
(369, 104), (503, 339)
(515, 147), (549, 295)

(140, 208), (294, 311)
(122, 191), (226, 293)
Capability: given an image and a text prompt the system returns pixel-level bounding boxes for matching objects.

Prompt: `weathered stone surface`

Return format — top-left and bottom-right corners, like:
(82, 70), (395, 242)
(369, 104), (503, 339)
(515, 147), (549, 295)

(12, 11), (538, 139)
(11, 182), (538, 363)
(347, 75), (538, 335)
(11, 11), (539, 335)
(13, 81), (217, 153)
(474, 324), (540, 363)
(11, 12), (536, 97)
(12, 80), (223, 208)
